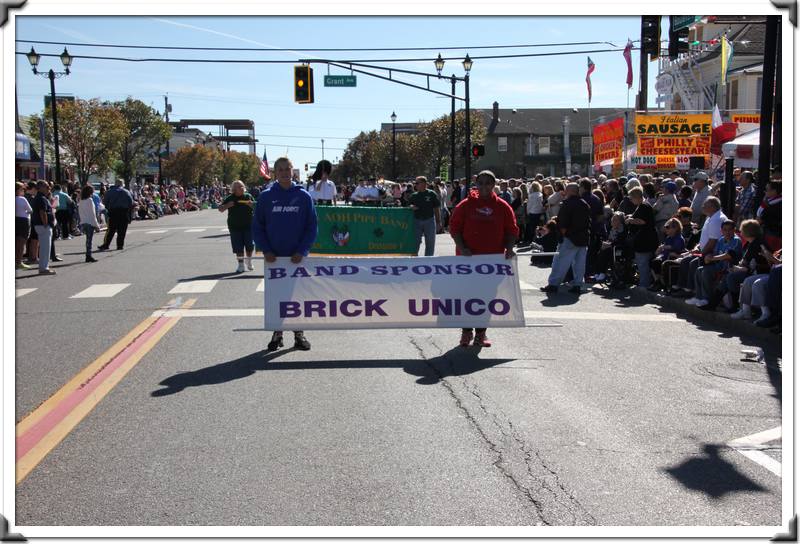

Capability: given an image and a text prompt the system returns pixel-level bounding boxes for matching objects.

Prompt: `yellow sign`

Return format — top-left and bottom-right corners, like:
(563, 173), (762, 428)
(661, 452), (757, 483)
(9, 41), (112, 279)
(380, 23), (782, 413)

(635, 113), (711, 161)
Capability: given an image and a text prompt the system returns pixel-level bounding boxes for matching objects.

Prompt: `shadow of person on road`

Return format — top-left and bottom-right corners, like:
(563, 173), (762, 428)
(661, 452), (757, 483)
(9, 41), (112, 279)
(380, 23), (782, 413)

(150, 348), (295, 396)
(664, 443), (768, 499)
(150, 346), (513, 395)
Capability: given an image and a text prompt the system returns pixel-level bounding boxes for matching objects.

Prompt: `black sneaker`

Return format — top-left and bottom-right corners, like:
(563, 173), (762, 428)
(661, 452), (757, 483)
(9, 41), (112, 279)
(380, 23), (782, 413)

(293, 333), (311, 351)
(540, 285), (558, 293)
(85, 256), (97, 263)
(97, 246), (109, 252)
(568, 285), (582, 294)
(267, 332), (284, 352)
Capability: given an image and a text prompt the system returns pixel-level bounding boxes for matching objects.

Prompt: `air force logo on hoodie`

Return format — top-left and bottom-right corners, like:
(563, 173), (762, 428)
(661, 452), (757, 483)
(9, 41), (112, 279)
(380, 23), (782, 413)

(271, 197), (301, 213)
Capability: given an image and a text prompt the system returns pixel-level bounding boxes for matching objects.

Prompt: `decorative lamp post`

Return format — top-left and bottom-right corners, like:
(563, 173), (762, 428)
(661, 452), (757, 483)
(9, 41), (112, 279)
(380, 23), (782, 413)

(462, 54), (473, 185)
(390, 111), (397, 181)
(27, 46), (72, 184)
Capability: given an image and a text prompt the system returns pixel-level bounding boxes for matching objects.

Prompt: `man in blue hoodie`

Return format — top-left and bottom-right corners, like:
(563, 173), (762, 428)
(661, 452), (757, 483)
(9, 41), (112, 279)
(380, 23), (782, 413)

(252, 157), (318, 352)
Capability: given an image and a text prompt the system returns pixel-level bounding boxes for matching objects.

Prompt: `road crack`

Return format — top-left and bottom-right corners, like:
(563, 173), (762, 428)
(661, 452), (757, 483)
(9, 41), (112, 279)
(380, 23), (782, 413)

(411, 335), (596, 526)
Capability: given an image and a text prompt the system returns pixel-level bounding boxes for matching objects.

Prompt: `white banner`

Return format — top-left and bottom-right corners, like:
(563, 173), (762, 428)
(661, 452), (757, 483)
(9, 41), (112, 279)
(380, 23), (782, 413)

(264, 255), (525, 330)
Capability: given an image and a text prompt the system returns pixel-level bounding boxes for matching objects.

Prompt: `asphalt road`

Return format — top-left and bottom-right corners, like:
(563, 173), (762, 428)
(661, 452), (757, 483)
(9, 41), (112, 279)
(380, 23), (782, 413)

(13, 208), (783, 530)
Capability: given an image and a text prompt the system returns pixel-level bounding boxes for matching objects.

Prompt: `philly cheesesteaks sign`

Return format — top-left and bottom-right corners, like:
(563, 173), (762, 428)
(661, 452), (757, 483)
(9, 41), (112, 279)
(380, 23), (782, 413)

(263, 255), (525, 330)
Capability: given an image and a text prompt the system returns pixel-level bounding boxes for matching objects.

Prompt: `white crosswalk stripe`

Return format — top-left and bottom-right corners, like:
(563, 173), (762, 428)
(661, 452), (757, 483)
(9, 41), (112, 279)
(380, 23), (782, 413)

(16, 288), (37, 298)
(168, 280), (218, 294)
(256, 279), (264, 292)
(185, 228), (206, 233)
(220, 228), (229, 232)
(146, 230), (167, 234)
(70, 283), (131, 299)
(519, 280), (536, 290)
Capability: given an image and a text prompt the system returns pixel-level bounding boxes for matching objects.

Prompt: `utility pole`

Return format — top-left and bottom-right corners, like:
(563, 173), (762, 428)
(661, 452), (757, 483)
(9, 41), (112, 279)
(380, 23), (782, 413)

(321, 138), (325, 160)
(164, 95), (171, 186)
(756, 15), (779, 209)
(638, 20), (649, 111)
(450, 75), (456, 185)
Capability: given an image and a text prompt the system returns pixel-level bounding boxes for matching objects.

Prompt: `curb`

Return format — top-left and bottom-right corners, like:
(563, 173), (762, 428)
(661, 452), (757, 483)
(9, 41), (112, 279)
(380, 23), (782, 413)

(625, 286), (780, 344)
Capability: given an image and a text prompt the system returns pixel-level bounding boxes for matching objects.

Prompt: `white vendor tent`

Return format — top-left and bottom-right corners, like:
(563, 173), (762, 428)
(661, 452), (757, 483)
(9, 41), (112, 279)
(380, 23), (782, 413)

(721, 128), (770, 169)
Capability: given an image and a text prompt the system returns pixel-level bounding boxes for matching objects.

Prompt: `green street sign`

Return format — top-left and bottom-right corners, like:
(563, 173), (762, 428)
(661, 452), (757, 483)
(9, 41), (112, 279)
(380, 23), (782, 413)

(324, 75), (357, 87)
(671, 16), (700, 32)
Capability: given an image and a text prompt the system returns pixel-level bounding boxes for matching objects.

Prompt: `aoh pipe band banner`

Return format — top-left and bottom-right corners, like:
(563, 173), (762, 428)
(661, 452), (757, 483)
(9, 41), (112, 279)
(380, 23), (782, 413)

(264, 255), (525, 330)
(635, 113), (712, 158)
(312, 206), (417, 255)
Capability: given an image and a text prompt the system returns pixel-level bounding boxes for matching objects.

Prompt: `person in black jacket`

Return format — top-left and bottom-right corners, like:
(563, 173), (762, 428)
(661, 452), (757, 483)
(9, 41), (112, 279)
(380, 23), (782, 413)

(540, 183), (591, 294)
(625, 187), (659, 288)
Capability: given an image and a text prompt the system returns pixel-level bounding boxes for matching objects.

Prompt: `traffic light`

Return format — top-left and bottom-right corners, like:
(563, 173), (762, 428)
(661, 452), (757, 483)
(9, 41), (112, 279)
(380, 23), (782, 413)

(641, 16), (661, 61)
(294, 65), (314, 104)
(668, 18), (690, 59)
(471, 144), (485, 157)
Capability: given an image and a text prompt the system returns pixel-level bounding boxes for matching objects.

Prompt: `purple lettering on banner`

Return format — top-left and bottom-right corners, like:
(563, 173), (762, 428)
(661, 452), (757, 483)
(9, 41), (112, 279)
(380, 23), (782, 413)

(411, 265), (432, 275)
(291, 267), (311, 278)
(408, 299), (429, 316)
(340, 266), (358, 275)
(364, 299), (388, 316)
(455, 264), (471, 274)
(475, 264), (494, 275)
(341, 299), (362, 316)
(453, 298), (462, 315)
(371, 265), (388, 275)
(329, 300), (338, 317)
(433, 265), (453, 275)
(465, 298), (486, 315)
(495, 264), (513, 276)
(431, 299), (453, 316)
(268, 268), (287, 280)
(489, 299), (510, 315)
(305, 300), (326, 317)
(279, 301), (301, 318)
(315, 266), (335, 276)
(390, 266), (408, 276)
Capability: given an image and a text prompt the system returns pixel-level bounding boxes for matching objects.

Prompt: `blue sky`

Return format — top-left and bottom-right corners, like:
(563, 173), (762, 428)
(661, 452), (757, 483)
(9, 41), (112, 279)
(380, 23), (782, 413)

(16, 16), (658, 171)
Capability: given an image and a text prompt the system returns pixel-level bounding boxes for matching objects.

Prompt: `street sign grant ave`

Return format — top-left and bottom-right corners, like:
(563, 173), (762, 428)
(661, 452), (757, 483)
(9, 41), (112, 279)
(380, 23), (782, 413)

(324, 75), (357, 87)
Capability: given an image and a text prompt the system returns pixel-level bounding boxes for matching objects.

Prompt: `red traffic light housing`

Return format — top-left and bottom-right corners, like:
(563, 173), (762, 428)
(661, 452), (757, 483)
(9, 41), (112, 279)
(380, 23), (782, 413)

(294, 65), (314, 104)
(471, 144), (485, 157)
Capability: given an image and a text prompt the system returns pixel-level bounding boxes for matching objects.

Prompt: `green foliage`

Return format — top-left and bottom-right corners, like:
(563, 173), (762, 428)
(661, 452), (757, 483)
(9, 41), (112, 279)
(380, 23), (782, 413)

(112, 98), (172, 186)
(163, 145), (219, 188)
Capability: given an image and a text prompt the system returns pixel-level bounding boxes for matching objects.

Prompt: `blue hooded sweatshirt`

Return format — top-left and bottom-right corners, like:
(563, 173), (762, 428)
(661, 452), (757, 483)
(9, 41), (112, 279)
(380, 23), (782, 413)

(252, 183), (318, 256)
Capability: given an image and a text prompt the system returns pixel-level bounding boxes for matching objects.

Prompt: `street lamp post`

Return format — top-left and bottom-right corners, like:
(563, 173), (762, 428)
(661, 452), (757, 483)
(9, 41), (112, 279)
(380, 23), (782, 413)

(27, 47), (71, 184)
(463, 55), (472, 185)
(390, 111), (397, 180)
(450, 75), (456, 186)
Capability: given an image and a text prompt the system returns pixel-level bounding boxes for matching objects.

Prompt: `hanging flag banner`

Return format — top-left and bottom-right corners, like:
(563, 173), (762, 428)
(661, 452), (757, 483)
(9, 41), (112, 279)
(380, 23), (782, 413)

(263, 255), (525, 331)
(593, 118), (625, 165)
(635, 113), (712, 167)
(311, 206), (417, 255)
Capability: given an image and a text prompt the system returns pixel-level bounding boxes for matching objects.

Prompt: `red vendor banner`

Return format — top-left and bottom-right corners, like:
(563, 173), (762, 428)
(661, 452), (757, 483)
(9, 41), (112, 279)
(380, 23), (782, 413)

(593, 117), (625, 144)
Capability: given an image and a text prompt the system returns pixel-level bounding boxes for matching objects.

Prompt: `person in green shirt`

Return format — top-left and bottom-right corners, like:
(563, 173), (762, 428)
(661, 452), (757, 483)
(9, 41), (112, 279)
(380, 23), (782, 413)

(408, 176), (442, 256)
(219, 180), (256, 273)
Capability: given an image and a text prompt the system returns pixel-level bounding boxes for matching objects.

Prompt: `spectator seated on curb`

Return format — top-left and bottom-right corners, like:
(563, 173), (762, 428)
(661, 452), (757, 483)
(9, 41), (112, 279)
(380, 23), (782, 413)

(757, 180), (781, 251)
(686, 220), (742, 307)
(700, 219), (770, 312)
(730, 248), (781, 325)
(529, 218), (560, 258)
(648, 217), (685, 292)
(672, 197), (728, 298)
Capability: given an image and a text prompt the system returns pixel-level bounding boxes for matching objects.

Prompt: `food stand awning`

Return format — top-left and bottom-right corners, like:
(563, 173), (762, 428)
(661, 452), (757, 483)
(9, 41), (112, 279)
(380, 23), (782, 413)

(721, 128), (769, 169)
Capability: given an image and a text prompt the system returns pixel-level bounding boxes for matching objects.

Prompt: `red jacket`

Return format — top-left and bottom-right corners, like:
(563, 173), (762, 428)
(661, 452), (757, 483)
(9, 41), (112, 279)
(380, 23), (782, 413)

(449, 190), (519, 255)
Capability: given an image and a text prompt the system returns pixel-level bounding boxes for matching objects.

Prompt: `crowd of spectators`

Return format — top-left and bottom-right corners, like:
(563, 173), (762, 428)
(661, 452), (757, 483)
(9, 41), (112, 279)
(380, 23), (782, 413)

(429, 168), (781, 334)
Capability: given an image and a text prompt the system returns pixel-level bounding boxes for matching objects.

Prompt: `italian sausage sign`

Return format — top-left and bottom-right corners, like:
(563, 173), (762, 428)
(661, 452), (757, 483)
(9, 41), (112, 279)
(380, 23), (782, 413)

(263, 255), (525, 330)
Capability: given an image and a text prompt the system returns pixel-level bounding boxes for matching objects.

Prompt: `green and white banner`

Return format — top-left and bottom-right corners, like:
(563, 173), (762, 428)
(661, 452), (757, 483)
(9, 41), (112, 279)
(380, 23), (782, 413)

(311, 206), (417, 255)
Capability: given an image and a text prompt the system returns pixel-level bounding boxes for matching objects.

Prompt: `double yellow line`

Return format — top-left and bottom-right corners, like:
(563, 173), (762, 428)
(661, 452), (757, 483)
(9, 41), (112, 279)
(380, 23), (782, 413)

(15, 298), (196, 484)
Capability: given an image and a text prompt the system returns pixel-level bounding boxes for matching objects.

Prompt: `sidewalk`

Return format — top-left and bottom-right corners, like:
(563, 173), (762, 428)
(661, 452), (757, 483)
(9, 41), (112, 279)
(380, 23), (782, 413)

(619, 285), (780, 343)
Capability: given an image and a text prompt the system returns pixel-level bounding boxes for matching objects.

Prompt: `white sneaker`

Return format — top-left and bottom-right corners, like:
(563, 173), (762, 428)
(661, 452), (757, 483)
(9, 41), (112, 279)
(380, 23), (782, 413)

(753, 308), (772, 325)
(235, 261), (245, 273)
(693, 299), (709, 307)
(594, 273), (607, 282)
(245, 258), (254, 271)
(730, 308), (750, 320)
(685, 297), (700, 305)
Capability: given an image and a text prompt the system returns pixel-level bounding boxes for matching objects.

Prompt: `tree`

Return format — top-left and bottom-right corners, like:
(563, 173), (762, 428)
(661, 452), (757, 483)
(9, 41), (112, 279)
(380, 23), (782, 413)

(112, 98), (171, 187)
(163, 145), (219, 188)
(37, 98), (128, 185)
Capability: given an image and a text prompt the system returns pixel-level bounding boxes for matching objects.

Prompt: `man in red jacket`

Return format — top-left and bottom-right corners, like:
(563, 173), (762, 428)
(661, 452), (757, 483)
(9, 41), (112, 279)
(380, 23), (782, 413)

(449, 170), (519, 347)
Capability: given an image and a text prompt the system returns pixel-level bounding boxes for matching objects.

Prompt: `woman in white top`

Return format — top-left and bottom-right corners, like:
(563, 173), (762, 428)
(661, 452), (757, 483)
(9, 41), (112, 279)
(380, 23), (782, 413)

(15, 182), (33, 269)
(310, 160), (337, 206)
(525, 181), (545, 243)
(78, 184), (100, 262)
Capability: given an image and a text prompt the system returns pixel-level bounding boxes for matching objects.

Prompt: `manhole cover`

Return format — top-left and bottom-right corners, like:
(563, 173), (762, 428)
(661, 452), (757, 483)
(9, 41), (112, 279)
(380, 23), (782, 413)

(691, 361), (777, 385)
